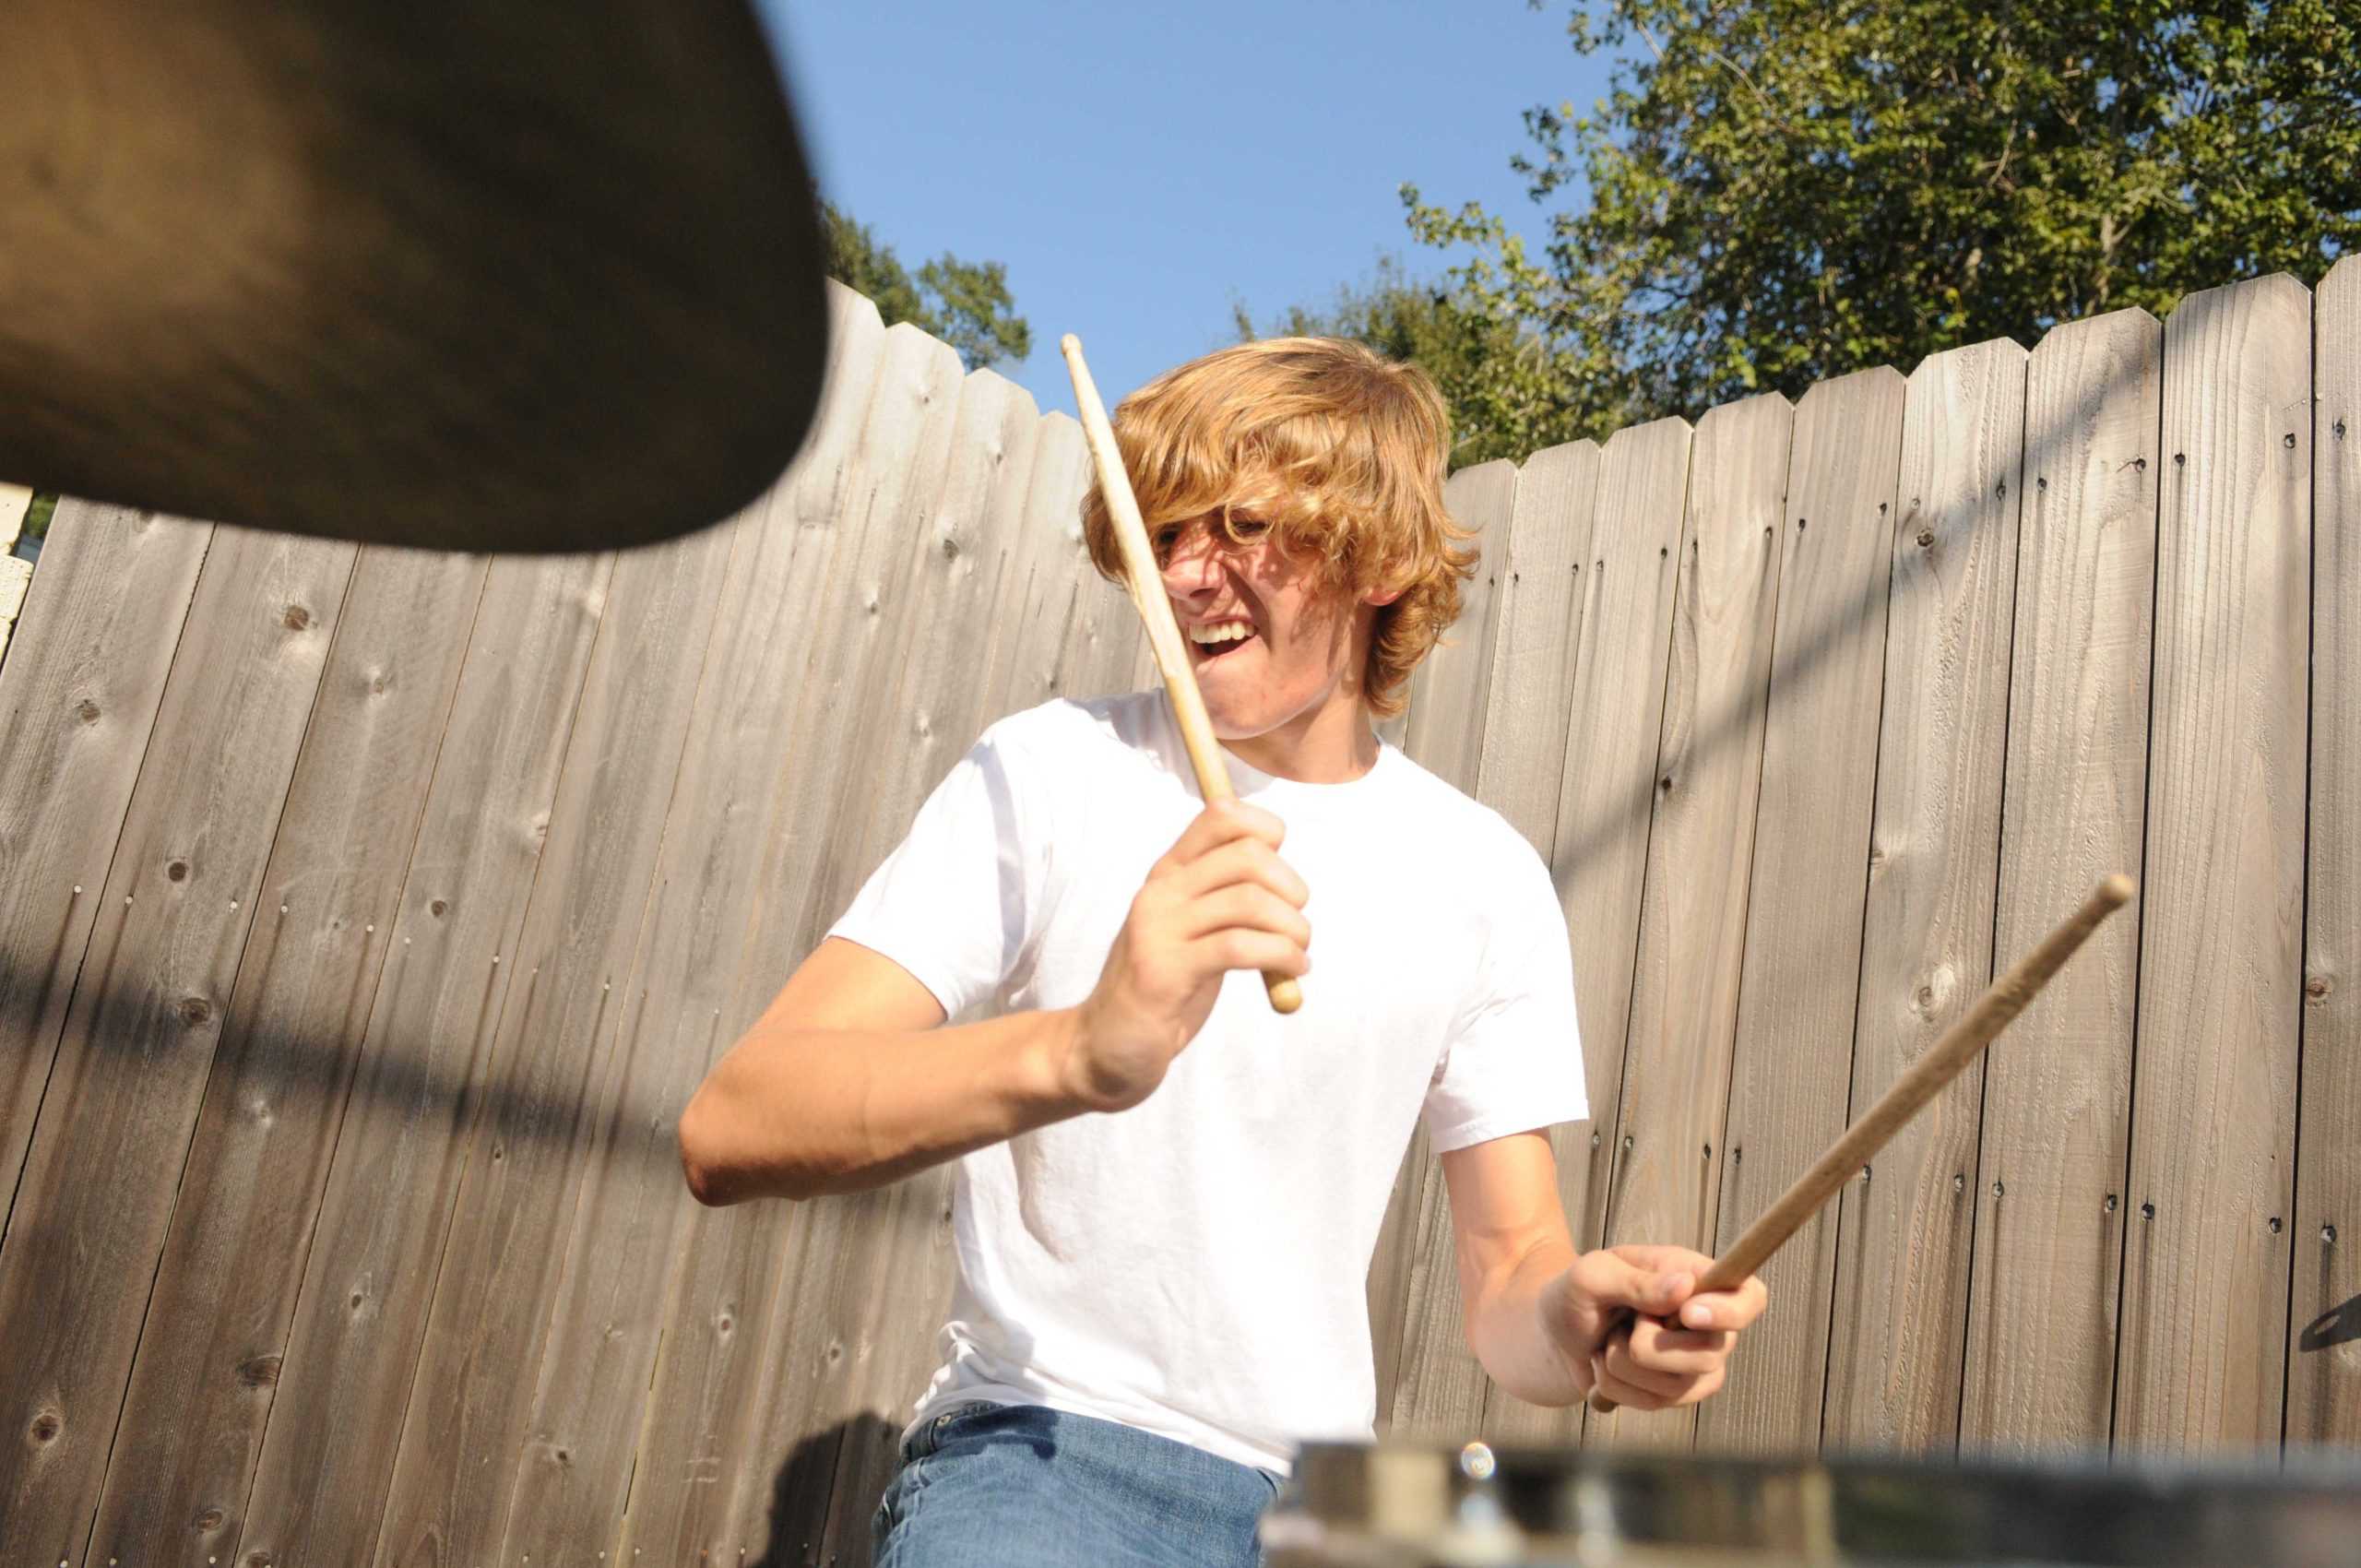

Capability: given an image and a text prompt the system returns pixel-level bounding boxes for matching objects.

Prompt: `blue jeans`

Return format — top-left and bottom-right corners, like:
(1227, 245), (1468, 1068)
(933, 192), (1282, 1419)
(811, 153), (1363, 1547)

(872, 1402), (1280, 1567)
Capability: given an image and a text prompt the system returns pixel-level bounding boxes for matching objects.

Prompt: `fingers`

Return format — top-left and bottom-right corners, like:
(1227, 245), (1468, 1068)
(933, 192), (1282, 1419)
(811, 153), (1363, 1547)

(1200, 926), (1311, 979)
(1176, 884), (1311, 949)
(1676, 1274), (1767, 1333)
(1157, 800), (1285, 872)
(1567, 1247), (1697, 1320)
(1594, 1328), (1727, 1410)
(1621, 1313), (1733, 1376)
(1169, 837), (1310, 909)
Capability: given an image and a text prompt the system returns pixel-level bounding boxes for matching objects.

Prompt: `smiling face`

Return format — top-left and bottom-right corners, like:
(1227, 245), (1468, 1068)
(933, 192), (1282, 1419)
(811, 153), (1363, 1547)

(1155, 509), (1398, 778)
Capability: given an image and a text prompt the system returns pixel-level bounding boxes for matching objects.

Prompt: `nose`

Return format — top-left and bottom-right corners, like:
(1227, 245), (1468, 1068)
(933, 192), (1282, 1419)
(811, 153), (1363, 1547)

(1158, 520), (1225, 602)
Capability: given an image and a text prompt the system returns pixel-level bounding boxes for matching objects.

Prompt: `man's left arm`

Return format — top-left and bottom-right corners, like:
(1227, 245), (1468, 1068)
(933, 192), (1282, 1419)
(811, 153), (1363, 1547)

(1440, 1131), (1767, 1409)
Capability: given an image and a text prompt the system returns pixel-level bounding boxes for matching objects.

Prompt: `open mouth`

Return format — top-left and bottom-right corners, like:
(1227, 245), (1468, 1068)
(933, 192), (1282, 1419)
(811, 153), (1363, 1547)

(1186, 619), (1258, 665)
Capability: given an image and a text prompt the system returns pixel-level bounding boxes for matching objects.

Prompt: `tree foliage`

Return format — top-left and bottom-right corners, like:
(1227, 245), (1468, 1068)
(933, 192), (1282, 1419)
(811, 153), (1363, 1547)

(821, 200), (1031, 372)
(1297, 1), (2359, 461)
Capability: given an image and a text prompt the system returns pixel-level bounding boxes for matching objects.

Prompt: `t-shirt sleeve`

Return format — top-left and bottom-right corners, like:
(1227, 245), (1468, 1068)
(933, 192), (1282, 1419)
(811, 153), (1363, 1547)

(1422, 841), (1588, 1152)
(825, 721), (1043, 1020)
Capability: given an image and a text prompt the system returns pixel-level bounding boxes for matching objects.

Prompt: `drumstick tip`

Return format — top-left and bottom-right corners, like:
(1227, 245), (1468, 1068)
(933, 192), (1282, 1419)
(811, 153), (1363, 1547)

(2098, 873), (2136, 907)
(1060, 332), (1083, 359)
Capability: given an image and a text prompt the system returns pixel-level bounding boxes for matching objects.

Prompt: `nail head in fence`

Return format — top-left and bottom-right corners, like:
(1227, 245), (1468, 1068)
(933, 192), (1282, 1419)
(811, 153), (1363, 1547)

(1591, 873), (2136, 1413)
(1059, 332), (1302, 1016)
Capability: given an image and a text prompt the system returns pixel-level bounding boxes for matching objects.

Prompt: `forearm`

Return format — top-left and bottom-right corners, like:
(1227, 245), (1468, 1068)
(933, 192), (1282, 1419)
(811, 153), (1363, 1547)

(679, 1004), (1086, 1204)
(1465, 1234), (1587, 1408)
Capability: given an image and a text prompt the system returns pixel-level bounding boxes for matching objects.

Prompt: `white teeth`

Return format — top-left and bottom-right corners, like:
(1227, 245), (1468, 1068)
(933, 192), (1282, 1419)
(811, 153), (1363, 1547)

(1189, 622), (1252, 647)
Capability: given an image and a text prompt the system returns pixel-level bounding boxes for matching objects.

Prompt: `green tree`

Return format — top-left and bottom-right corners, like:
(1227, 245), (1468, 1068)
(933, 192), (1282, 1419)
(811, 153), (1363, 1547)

(1356, 1), (2359, 457)
(822, 201), (1031, 372)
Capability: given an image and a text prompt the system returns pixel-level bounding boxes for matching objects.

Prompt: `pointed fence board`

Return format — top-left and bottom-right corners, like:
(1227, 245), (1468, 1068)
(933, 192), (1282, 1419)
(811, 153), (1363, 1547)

(1580, 394), (1790, 1454)
(1466, 437), (1611, 1446)
(1960, 308), (2162, 1450)
(1824, 339), (2029, 1449)
(87, 545), (488, 1563)
(368, 515), (742, 1568)
(1699, 369), (1907, 1453)
(1474, 419), (1694, 1450)
(2290, 255), (2361, 1448)
(0, 525), (358, 1561)
(2115, 275), (2311, 1452)
(494, 290), (911, 1568)
(0, 503), (211, 1223)
(1370, 458), (1518, 1432)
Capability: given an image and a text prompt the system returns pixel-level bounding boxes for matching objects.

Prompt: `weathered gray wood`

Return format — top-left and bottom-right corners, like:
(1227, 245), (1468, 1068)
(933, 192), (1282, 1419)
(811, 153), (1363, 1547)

(1824, 339), (2027, 1448)
(613, 290), (896, 1564)
(675, 327), (978, 1562)
(87, 544), (487, 1563)
(1388, 441), (1615, 1444)
(230, 549), (613, 1568)
(1961, 308), (2162, 1450)
(2290, 255), (2361, 1448)
(1370, 458), (1518, 1432)
(0, 502), (212, 1222)
(813, 372), (1053, 1565)
(2116, 275), (2311, 1451)
(491, 288), (907, 1568)
(369, 516), (742, 1567)
(0, 524), (357, 1562)
(1460, 420), (1694, 1450)
(1698, 369), (1907, 1453)
(974, 415), (1094, 728)
(1477, 441), (1603, 851)
(1581, 395), (1790, 1453)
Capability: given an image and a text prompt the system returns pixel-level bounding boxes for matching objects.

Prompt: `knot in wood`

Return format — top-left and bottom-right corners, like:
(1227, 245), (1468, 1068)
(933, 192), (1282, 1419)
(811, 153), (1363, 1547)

(77, 698), (101, 724)
(177, 997), (213, 1028)
(2305, 974), (2331, 1001)
(30, 1409), (61, 1443)
(194, 1506), (227, 1531)
(235, 1354), (281, 1388)
(281, 604), (311, 632)
(430, 898), (449, 918)
(167, 860), (190, 882)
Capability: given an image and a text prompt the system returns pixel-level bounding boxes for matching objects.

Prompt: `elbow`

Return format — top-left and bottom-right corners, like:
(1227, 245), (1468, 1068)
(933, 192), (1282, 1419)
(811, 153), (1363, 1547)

(677, 1086), (824, 1206)
(677, 1090), (753, 1206)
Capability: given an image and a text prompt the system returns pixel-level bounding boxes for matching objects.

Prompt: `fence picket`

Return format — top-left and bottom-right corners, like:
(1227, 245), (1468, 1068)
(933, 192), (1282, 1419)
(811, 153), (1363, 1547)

(1961, 308), (2162, 1450)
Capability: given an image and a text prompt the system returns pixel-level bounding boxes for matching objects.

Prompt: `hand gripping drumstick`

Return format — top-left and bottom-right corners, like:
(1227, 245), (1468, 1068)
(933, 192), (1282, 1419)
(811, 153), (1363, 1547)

(1591, 873), (2135, 1413)
(1061, 333), (1304, 1016)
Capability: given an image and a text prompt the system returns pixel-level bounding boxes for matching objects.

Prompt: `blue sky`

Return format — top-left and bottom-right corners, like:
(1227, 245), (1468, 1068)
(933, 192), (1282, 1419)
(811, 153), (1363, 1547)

(754, 2), (1617, 415)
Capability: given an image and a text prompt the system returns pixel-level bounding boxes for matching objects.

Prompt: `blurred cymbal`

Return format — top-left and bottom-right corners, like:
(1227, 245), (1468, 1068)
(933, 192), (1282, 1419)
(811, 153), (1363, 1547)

(0, 1), (830, 553)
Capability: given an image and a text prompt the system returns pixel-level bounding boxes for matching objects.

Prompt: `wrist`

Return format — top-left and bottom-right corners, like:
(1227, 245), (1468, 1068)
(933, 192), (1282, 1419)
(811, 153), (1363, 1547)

(1013, 1005), (1097, 1121)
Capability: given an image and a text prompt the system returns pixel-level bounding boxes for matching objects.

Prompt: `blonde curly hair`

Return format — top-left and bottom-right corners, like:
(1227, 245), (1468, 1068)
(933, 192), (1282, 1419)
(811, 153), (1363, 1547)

(1078, 337), (1476, 719)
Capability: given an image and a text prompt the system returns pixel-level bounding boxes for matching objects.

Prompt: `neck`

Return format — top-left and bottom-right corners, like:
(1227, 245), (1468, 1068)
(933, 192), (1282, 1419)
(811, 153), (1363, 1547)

(1219, 687), (1382, 784)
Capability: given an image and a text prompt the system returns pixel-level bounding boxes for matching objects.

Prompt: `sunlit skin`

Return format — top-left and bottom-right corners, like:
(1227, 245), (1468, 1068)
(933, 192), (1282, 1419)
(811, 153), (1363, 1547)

(1155, 511), (1401, 785)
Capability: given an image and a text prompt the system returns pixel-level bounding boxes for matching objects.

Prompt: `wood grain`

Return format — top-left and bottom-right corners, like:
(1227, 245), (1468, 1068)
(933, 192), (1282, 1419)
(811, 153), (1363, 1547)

(1698, 368), (1907, 1453)
(87, 543), (487, 1564)
(368, 516), (742, 1568)
(230, 549), (613, 1568)
(1370, 458), (1518, 1434)
(1961, 307), (2162, 1450)
(1582, 394), (1790, 1454)
(0, 503), (212, 1222)
(0, 524), (356, 1562)
(2115, 274), (2311, 1451)
(608, 291), (923, 1566)
(1824, 339), (2028, 1449)
(2289, 255), (2361, 1448)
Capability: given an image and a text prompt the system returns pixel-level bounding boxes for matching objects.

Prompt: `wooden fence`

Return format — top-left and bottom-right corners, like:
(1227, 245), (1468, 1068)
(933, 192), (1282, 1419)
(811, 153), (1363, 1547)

(0, 262), (2354, 1567)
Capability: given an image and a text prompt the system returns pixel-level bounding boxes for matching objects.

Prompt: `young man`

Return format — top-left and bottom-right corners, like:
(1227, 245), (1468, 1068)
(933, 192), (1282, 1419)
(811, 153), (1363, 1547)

(678, 339), (1767, 1566)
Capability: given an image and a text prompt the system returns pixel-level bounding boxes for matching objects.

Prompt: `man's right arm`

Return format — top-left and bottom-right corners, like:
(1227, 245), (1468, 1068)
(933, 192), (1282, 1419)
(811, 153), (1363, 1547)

(677, 800), (1311, 1205)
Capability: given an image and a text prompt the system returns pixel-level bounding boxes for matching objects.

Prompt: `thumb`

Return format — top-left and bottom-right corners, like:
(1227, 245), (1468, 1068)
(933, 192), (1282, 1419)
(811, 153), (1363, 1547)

(1572, 1249), (1693, 1318)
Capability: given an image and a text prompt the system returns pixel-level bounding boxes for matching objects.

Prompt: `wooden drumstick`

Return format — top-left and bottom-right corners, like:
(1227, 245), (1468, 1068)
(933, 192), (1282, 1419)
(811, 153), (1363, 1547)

(1591, 873), (2136, 1413)
(1060, 333), (1303, 1016)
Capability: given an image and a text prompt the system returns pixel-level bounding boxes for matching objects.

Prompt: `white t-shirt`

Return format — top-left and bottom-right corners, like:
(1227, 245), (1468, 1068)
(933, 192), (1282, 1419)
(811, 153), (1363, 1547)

(828, 692), (1585, 1473)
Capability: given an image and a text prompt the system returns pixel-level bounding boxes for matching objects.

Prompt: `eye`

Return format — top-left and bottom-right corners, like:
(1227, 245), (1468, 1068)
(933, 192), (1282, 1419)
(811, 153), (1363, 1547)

(1223, 516), (1273, 545)
(1150, 524), (1181, 562)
